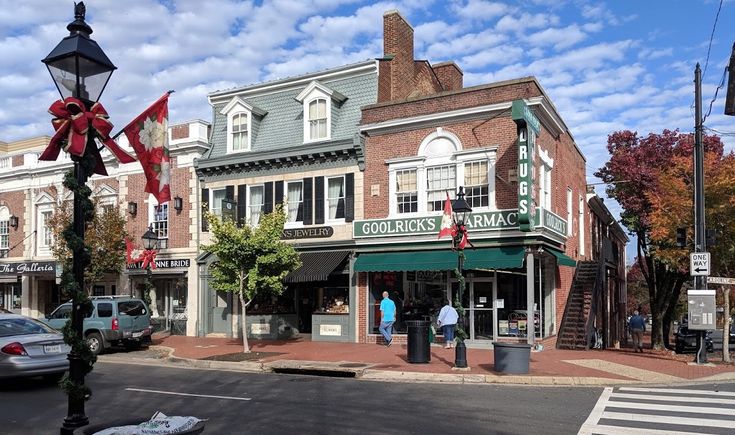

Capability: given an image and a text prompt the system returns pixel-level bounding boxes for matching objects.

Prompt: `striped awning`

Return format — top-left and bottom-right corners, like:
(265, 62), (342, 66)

(284, 250), (350, 283)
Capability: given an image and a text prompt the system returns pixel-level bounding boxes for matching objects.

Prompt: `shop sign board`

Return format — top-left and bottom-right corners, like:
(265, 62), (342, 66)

(0, 261), (56, 276)
(353, 210), (518, 238)
(708, 276), (735, 285)
(538, 209), (567, 238)
(512, 100), (539, 232)
(687, 289), (716, 330)
(690, 252), (710, 276)
(250, 323), (271, 335)
(282, 226), (333, 239)
(127, 258), (191, 270)
(319, 324), (342, 336)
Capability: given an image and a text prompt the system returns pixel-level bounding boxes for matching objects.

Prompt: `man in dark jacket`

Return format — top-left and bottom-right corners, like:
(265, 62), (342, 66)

(629, 310), (646, 352)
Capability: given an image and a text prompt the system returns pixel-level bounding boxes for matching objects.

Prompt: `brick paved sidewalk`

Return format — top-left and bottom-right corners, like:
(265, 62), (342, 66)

(149, 333), (735, 384)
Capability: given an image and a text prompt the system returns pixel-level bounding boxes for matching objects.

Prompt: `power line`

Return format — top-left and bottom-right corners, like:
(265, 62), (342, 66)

(702, 66), (728, 123)
(703, 125), (735, 136)
(702, 0), (724, 81)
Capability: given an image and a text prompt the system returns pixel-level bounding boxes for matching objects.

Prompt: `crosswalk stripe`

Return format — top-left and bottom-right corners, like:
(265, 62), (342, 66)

(611, 392), (735, 405)
(579, 423), (712, 435)
(577, 386), (612, 435)
(606, 399), (735, 415)
(601, 411), (735, 429)
(618, 386), (735, 397)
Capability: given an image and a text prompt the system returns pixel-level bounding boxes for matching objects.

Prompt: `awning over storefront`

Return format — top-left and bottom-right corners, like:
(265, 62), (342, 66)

(285, 250), (350, 283)
(548, 248), (576, 267)
(354, 247), (526, 272)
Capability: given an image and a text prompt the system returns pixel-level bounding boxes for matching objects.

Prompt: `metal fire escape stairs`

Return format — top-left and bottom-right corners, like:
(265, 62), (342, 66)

(556, 260), (602, 350)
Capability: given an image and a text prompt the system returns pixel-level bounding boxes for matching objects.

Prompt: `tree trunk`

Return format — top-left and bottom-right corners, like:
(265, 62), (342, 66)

(239, 293), (250, 353)
(724, 288), (730, 363)
(650, 309), (663, 350)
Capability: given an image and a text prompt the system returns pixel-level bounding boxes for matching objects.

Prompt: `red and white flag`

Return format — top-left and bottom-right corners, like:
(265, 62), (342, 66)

(438, 192), (453, 239)
(123, 92), (172, 203)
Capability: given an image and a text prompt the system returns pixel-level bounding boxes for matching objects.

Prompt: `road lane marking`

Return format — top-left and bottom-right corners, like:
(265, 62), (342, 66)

(125, 388), (251, 401)
(618, 387), (735, 397)
(606, 400), (735, 415)
(583, 424), (711, 435)
(611, 392), (735, 405)
(577, 386), (612, 435)
(563, 359), (683, 382)
(601, 411), (735, 429)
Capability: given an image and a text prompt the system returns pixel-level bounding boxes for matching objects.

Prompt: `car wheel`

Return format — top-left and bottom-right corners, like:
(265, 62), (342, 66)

(86, 332), (104, 355)
(42, 372), (65, 384)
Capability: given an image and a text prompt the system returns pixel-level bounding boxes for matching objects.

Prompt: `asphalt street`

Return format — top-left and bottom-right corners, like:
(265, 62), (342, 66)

(0, 361), (602, 435)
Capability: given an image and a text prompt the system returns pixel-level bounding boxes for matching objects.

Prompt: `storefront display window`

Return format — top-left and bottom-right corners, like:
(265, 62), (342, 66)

(250, 291), (296, 314)
(315, 287), (348, 314)
(369, 272), (403, 333)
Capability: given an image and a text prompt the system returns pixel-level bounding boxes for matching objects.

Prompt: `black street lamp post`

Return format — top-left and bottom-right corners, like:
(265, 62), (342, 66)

(141, 225), (159, 312)
(42, 3), (116, 433)
(452, 186), (472, 369)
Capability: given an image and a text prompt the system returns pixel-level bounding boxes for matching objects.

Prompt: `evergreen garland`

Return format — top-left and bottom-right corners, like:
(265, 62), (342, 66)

(453, 250), (468, 342)
(58, 147), (97, 401)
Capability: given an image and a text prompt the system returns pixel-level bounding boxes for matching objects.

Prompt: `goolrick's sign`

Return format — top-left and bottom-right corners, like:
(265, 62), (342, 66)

(0, 261), (56, 275)
(512, 100), (540, 232)
(539, 209), (567, 238)
(354, 210), (519, 238)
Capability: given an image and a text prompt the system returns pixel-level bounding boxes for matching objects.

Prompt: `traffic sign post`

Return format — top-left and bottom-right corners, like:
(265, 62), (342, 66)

(690, 252), (710, 276)
(687, 289), (716, 330)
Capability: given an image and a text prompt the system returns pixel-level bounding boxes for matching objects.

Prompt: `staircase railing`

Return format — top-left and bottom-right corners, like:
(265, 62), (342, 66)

(557, 264), (585, 349)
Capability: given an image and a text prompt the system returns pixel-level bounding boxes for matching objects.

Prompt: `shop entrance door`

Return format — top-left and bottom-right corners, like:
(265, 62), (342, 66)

(469, 280), (494, 340)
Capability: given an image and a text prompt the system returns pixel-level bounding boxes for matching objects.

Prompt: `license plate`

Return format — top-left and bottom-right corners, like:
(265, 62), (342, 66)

(132, 332), (143, 338)
(44, 344), (62, 354)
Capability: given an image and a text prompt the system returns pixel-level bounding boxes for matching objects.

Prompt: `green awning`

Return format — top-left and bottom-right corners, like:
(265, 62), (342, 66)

(548, 248), (576, 267)
(354, 247), (526, 272)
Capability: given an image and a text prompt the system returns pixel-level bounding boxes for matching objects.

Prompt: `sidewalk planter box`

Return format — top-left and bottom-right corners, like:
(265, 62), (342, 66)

(312, 313), (350, 342)
(245, 314), (298, 339)
(492, 342), (531, 374)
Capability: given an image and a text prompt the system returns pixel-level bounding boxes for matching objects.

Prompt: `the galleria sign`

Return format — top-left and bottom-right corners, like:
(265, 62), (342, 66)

(0, 261), (56, 275)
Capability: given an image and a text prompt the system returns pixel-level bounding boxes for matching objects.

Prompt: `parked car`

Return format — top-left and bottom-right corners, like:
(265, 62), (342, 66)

(674, 323), (714, 354)
(0, 313), (70, 381)
(42, 296), (152, 356)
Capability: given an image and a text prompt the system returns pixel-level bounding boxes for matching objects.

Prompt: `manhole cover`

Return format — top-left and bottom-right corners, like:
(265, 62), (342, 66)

(339, 363), (368, 368)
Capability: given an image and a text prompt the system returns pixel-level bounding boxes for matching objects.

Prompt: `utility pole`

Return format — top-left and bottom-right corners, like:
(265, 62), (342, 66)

(692, 64), (708, 364)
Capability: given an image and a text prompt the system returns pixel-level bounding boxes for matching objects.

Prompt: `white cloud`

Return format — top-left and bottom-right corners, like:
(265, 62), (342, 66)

(451, 0), (510, 21)
(525, 25), (588, 50)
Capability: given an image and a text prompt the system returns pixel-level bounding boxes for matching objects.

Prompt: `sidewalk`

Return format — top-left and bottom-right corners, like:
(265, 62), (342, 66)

(102, 333), (735, 386)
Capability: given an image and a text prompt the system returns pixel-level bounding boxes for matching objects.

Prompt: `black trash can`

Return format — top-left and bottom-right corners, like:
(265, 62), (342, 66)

(492, 342), (531, 374)
(406, 320), (431, 363)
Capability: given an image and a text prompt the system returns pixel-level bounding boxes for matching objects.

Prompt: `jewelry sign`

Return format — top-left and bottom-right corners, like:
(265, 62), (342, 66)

(512, 100), (540, 232)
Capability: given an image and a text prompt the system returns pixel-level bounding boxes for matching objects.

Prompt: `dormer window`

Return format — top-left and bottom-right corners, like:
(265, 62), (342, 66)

(220, 97), (267, 154)
(296, 81), (347, 143)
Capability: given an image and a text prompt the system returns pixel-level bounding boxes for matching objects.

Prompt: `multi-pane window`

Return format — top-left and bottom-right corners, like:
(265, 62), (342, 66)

(152, 203), (168, 249)
(0, 157), (9, 169)
(426, 165), (456, 212)
(0, 219), (8, 252)
(396, 169), (418, 214)
(539, 163), (552, 209)
(211, 189), (226, 217)
(464, 161), (489, 208)
(567, 188), (573, 236)
(327, 176), (345, 220)
(308, 99), (327, 140)
(232, 113), (248, 151)
(41, 211), (53, 247)
(286, 181), (304, 223)
(248, 185), (264, 226)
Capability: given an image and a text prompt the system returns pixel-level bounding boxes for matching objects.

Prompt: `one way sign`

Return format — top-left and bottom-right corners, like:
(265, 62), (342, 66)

(690, 252), (710, 276)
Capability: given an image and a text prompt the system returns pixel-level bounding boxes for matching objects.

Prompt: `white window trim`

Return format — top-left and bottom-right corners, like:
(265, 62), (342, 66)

(538, 148), (553, 211)
(578, 194), (585, 257)
(284, 180), (304, 229)
(0, 206), (9, 251)
(209, 188), (226, 217)
(246, 184), (265, 227)
(147, 195), (169, 246)
(566, 187), (573, 236)
(325, 175), (346, 223)
(303, 94), (331, 143)
(35, 193), (55, 257)
(220, 97), (265, 154)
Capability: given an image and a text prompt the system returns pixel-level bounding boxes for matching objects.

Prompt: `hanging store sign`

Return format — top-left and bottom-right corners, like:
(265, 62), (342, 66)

(281, 226), (334, 239)
(512, 99), (540, 232)
(353, 210), (519, 238)
(127, 258), (191, 270)
(539, 209), (567, 238)
(0, 261), (56, 276)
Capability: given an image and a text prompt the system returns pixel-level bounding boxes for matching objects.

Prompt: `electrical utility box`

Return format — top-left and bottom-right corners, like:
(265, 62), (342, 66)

(687, 289), (716, 330)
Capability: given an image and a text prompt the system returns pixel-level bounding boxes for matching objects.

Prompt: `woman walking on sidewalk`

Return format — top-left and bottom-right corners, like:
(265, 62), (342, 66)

(437, 301), (459, 349)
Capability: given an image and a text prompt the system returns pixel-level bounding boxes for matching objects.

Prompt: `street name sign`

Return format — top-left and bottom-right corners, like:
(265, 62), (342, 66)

(708, 276), (735, 285)
(690, 252), (710, 276)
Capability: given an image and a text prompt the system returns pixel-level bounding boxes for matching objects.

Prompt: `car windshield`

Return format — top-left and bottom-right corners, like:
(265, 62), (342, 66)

(0, 317), (57, 337)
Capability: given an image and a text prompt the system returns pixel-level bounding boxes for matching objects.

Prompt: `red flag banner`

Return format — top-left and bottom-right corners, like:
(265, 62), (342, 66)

(438, 192), (454, 239)
(123, 92), (172, 203)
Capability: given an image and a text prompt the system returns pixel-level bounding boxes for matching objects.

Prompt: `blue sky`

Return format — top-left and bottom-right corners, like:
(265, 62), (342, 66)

(1, 0), (734, 263)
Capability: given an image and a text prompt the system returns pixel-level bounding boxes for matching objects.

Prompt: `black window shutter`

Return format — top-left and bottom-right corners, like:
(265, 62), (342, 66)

(225, 185), (234, 200)
(314, 176), (324, 224)
(237, 184), (247, 227)
(345, 173), (354, 222)
(201, 188), (209, 232)
(275, 181), (284, 206)
(303, 177), (313, 225)
(264, 182), (273, 214)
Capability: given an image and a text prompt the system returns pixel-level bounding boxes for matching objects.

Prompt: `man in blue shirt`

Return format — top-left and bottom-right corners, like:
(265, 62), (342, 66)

(629, 310), (646, 353)
(379, 291), (396, 346)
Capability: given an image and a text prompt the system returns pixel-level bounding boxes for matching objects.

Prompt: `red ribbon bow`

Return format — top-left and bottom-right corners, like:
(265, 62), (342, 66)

(140, 249), (157, 270)
(39, 97), (136, 176)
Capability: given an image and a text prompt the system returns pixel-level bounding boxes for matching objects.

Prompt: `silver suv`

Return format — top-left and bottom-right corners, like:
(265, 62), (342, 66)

(42, 296), (153, 355)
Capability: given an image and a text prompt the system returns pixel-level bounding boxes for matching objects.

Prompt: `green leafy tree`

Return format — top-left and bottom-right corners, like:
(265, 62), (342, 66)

(202, 204), (301, 352)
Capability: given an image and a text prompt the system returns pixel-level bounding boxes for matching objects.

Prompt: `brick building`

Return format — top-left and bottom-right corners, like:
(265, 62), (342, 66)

(0, 120), (208, 337)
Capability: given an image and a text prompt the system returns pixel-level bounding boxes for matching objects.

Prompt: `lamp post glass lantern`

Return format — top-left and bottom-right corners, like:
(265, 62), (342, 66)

(142, 225), (159, 250)
(42, 3), (115, 433)
(452, 186), (472, 369)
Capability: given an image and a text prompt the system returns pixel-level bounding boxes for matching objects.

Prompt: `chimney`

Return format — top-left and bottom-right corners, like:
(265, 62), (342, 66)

(432, 62), (463, 92)
(381, 10), (415, 102)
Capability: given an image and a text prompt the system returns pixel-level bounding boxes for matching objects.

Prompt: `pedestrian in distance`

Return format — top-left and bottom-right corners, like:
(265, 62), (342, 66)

(437, 300), (459, 349)
(379, 291), (396, 347)
(629, 310), (646, 353)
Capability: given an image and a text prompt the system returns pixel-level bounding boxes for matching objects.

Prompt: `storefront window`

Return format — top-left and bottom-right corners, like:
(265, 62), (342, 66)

(369, 272), (403, 333)
(369, 271), (448, 334)
(250, 291), (296, 314)
(315, 287), (348, 314)
(12, 284), (21, 310)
